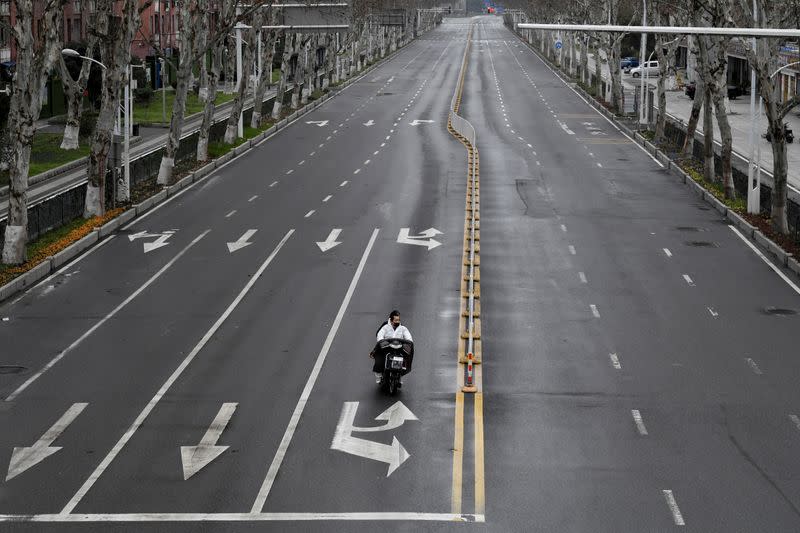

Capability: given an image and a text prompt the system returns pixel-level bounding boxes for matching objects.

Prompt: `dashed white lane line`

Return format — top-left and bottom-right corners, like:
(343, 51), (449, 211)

(326, 136), (332, 141)
(560, 224), (567, 232)
(707, 307), (719, 318)
(590, 304), (601, 318)
(682, 274), (695, 286)
(298, 160), (305, 166)
(319, 144), (324, 148)
(380, 142), (386, 147)
(729, 226), (800, 295)
(323, 195), (332, 203)
(248, 195), (258, 202)
(304, 210), (315, 218)
(385, 135), (391, 140)
(579, 272), (587, 284)
(225, 210), (237, 218)
(309, 151), (315, 156)
(374, 150), (379, 155)
(631, 410), (648, 435)
(340, 180), (348, 187)
(286, 169), (294, 175)
(663, 248), (672, 257)
(270, 181), (278, 188)
(596, 163), (603, 168)
(527, 143), (532, 148)
(609, 352), (621, 369)
(353, 168), (361, 175)
(568, 245), (576, 255)
(662, 490), (686, 526)
(364, 159), (371, 165)
(789, 414), (800, 431)
(745, 357), (763, 375)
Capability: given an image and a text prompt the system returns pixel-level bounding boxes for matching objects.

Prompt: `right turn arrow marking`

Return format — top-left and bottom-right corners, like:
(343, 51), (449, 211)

(6, 403), (88, 481)
(316, 228), (342, 252)
(181, 402), (237, 480)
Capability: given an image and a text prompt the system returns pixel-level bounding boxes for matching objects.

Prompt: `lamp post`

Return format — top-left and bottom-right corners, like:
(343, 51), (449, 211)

(642, 36), (681, 126)
(159, 58), (167, 124)
(638, 0), (647, 125)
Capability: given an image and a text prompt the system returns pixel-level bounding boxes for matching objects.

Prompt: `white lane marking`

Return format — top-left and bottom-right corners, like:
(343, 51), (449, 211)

(340, 180), (348, 187)
(609, 352), (621, 369)
(560, 224), (567, 232)
(745, 357), (763, 375)
(248, 195), (258, 202)
(286, 169), (293, 175)
(5, 231), (209, 403)
(0, 512), (486, 523)
(353, 168), (361, 175)
(270, 181), (278, 187)
(708, 307), (719, 318)
(729, 226), (800, 295)
(597, 163), (603, 168)
(251, 229), (381, 512)
(590, 305), (600, 318)
(364, 159), (371, 165)
(536, 161), (541, 166)
(181, 402), (238, 480)
(60, 230), (295, 514)
(683, 274), (694, 286)
(227, 229), (257, 253)
(374, 150), (379, 155)
(326, 136), (332, 141)
(385, 135), (391, 140)
(579, 272), (587, 284)
(298, 160), (305, 166)
(789, 414), (800, 431)
(558, 123), (575, 136)
(323, 195), (332, 203)
(663, 248), (672, 257)
(225, 210), (237, 218)
(310, 151), (316, 156)
(662, 490), (686, 526)
(319, 143), (324, 148)
(380, 142), (386, 147)
(527, 143), (532, 148)
(305, 210), (315, 218)
(631, 409), (648, 435)
(568, 245), (576, 255)
(589, 152), (594, 157)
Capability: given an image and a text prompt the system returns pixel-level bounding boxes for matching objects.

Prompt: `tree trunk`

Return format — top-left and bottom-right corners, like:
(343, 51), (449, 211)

(272, 34), (293, 119)
(251, 30), (278, 129)
(702, 85), (715, 183)
(609, 37), (624, 114)
(59, 45), (94, 150)
(197, 52), (219, 161)
(580, 34), (588, 85)
(224, 21), (259, 144)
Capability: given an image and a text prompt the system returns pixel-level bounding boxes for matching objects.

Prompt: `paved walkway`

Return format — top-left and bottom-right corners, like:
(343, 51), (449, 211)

(586, 53), (800, 194)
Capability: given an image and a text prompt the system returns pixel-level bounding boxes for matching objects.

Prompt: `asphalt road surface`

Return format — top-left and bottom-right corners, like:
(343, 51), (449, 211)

(1, 16), (800, 532)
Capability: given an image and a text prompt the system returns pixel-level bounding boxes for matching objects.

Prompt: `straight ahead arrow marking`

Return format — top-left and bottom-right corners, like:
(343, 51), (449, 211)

(397, 228), (443, 250)
(6, 403), (88, 481)
(227, 229), (257, 253)
(181, 403), (237, 480)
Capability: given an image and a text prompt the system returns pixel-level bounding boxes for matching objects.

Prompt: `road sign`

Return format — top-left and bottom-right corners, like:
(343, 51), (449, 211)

(397, 227), (442, 250)
(555, 40), (562, 50)
(330, 401), (418, 476)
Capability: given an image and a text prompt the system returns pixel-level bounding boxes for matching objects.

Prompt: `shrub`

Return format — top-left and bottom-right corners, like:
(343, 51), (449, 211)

(134, 86), (154, 105)
(79, 111), (99, 138)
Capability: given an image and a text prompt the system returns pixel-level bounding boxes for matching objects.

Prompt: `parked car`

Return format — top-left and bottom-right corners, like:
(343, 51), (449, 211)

(630, 61), (659, 78)
(620, 57), (639, 72)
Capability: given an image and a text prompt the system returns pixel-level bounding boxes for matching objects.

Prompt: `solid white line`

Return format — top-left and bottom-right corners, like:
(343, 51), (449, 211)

(663, 248), (672, 257)
(568, 245), (576, 255)
(251, 229), (380, 513)
(270, 181), (278, 187)
(591, 304), (600, 318)
(0, 512), (485, 523)
(631, 409), (648, 435)
(789, 414), (800, 432)
(729, 226), (800, 295)
(340, 180), (348, 187)
(609, 353), (621, 369)
(225, 210), (237, 218)
(745, 357), (763, 375)
(305, 210), (315, 218)
(60, 230), (295, 514)
(248, 195), (258, 202)
(323, 195), (332, 203)
(662, 490), (686, 526)
(5, 231), (209, 403)
(579, 272), (587, 284)
(683, 274), (694, 286)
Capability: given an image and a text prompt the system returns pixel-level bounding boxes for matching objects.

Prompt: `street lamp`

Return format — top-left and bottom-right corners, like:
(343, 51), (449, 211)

(638, 0), (647, 125)
(748, 59), (800, 214)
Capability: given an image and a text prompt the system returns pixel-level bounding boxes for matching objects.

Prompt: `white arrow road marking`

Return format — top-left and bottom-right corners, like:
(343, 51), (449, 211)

(559, 122), (575, 135)
(316, 229), (342, 252)
(350, 401), (418, 433)
(305, 120), (328, 127)
(227, 229), (257, 253)
(6, 403), (88, 481)
(409, 119), (435, 126)
(143, 233), (173, 253)
(397, 228), (443, 250)
(128, 231), (162, 241)
(331, 402), (416, 476)
(181, 403), (237, 480)
(363, 120), (375, 127)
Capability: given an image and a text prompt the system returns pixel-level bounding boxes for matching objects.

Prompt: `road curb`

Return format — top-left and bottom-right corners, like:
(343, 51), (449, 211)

(0, 33), (424, 305)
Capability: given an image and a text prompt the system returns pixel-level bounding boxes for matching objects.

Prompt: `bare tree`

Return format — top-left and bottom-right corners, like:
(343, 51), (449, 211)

(223, 9), (263, 144)
(2, 0), (67, 265)
(250, 26), (280, 128)
(59, 35), (98, 150)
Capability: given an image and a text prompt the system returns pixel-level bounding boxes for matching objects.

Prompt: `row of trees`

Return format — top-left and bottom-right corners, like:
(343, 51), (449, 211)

(1, 0), (444, 265)
(505, 0), (800, 235)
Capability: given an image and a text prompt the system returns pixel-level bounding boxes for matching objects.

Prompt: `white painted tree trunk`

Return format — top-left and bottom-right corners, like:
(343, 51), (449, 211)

(223, 15), (260, 145)
(272, 33), (294, 120)
(251, 27), (278, 128)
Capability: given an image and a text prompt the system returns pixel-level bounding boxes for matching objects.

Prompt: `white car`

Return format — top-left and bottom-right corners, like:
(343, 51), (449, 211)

(630, 61), (659, 78)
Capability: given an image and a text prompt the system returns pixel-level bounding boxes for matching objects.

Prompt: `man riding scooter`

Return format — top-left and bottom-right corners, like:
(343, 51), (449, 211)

(370, 310), (414, 391)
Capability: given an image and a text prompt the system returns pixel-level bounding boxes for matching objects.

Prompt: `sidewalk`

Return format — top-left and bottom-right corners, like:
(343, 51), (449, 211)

(585, 53), (800, 194)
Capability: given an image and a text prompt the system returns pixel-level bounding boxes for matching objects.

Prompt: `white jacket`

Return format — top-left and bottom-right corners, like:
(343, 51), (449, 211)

(376, 322), (413, 343)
